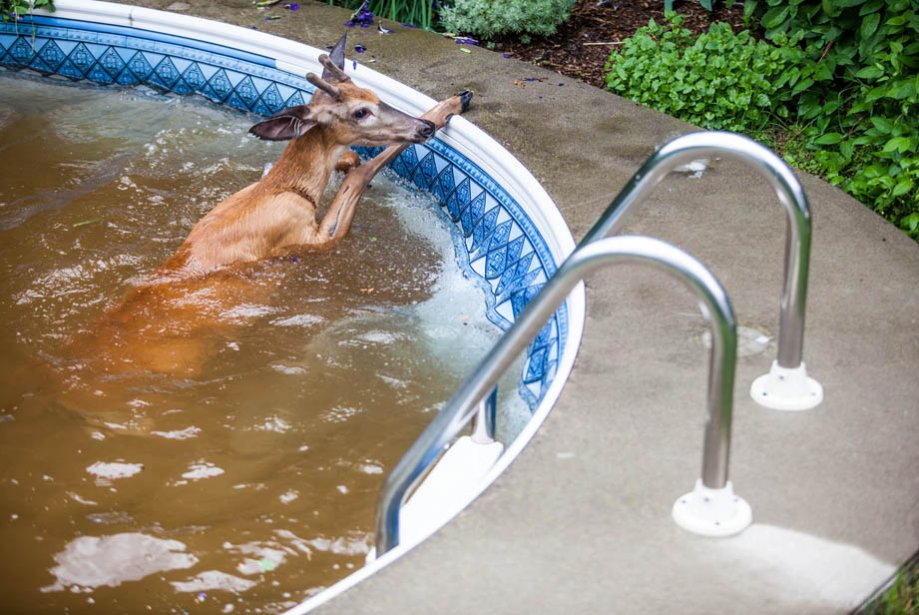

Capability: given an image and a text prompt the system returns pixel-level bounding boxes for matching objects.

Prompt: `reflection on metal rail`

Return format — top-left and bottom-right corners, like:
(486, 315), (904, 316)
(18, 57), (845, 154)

(376, 236), (752, 555)
(579, 132), (822, 410)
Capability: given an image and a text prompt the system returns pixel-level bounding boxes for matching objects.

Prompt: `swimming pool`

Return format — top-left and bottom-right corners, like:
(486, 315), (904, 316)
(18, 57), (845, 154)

(0, 0), (585, 609)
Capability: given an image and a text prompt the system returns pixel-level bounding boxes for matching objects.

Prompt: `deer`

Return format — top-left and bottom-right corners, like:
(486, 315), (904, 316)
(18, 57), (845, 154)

(54, 34), (472, 426)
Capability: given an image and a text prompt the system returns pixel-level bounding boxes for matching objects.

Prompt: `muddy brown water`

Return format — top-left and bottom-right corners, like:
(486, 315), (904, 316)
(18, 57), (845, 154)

(0, 71), (523, 613)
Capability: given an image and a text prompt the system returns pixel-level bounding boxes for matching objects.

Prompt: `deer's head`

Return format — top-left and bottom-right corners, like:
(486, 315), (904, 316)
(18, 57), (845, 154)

(249, 34), (435, 146)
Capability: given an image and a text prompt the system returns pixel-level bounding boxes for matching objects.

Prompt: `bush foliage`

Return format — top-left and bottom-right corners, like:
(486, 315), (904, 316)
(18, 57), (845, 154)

(440, 0), (577, 42)
(604, 18), (800, 134)
(605, 1), (919, 239)
(1, 0), (54, 22)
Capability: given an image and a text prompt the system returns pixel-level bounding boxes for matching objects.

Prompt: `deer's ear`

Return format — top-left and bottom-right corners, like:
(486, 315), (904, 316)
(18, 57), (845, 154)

(249, 106), (317, 141)
(323, 32), (348, 82)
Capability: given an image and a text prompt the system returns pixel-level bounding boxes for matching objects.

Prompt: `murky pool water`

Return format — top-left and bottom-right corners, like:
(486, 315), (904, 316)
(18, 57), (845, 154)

(0, 71), (514, 613)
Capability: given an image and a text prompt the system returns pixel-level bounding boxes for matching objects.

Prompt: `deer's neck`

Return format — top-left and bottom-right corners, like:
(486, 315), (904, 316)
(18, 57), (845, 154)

(260, 128), (346, 206)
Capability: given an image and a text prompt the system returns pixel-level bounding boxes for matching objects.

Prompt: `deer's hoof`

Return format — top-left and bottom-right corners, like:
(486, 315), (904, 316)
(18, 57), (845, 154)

(456, 90), (473, 113)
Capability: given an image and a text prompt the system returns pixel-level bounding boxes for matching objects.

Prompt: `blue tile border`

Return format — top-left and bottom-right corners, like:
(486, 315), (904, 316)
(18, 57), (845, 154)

(0, 16), (567, 407)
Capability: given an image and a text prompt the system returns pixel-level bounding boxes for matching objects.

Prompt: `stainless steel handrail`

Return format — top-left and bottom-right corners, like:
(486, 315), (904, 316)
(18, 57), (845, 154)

(376, 235), (738, 555)
(579, 132), (812, 369)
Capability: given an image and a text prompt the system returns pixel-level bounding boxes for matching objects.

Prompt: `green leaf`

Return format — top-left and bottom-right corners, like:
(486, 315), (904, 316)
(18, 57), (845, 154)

(815, 133), (845, 145)
(855, 65), (883, 79)
(840, 139), (855, 159)
(859, 0), (883, 15)
(900, 212), (919, 230)
(792, 78), (814, 95)
(744, 0), (759, 19)
(869, 117), (893, 133)
(814, 61), (836, 81)
(893, 180), (914, 198)
(762, 6), (789, 29)
(891, 80), (916, 100)
(860, 13), (881, 38)
(883, 136), (912, 152)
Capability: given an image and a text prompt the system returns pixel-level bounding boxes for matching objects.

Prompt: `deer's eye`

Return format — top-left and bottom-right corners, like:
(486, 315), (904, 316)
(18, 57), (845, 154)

(352, 108), (370, 120)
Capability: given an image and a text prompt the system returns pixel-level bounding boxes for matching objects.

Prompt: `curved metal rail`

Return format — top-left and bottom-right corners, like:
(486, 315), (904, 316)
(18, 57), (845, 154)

(376, 235), (739, 555)
(579, 131), (812, 369)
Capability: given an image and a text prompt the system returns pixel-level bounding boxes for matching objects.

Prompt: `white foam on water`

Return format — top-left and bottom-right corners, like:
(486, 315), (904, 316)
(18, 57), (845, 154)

(85, 461), (144, 484)
(180, 461), (225, 482)
(380, 176), (535, 441)
(220, 304), (277, 322)
(255, 416), (292, 433)
(299, 533), (371, 556)
(379, 179), (509, 377)
(321, 406), (362, 424)
(355, 330), (403, 345)
(271, 314), (325, 328)
(279, 490), (299, 504)
(42, 533), (197, 592)
(271, 364), (307, 376)
(171, 570), (257, 594)
(225, 541), (291, 576)
(151, 426), (201, 440)
(356, 462), (383, 475)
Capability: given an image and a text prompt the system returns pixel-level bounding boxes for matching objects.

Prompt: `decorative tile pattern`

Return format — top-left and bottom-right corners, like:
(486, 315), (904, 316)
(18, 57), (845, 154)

(0, 16), (566, 407)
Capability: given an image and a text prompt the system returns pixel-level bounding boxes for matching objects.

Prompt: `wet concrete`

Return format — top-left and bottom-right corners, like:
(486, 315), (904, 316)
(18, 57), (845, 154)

(123, 2), (919, 612)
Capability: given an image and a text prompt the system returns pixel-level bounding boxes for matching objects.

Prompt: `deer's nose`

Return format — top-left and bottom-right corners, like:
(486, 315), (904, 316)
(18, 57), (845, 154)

(418, 120), (435, 139)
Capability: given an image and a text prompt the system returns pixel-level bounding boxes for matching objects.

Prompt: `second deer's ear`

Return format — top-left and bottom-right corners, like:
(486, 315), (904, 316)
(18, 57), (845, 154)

(248, 106), (317, 141)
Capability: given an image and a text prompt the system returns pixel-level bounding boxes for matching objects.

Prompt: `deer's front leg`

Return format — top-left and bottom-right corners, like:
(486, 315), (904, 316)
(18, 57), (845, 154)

(317, 91), (473, 243)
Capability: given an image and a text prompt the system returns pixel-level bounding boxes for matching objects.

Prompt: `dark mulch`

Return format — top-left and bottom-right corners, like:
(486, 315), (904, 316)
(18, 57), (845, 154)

(492, 0), (750, 89)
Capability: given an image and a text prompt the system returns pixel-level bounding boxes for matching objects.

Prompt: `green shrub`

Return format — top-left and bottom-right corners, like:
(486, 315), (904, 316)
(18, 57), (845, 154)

(439, 0), (577, 42)
(604, 17), (802, 134)
(746, 0), (918, 239)
(605, 2), (919, 240)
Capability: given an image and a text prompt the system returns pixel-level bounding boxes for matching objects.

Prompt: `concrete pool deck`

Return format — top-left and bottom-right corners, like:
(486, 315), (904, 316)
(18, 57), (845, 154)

(128, 2), (918, 611)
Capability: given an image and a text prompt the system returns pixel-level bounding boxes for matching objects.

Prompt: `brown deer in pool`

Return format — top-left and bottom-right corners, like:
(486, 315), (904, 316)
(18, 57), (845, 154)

(57, 34), (471, 414)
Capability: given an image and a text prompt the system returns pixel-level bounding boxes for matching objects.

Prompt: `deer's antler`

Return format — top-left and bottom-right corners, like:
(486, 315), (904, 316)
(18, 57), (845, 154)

(306, 72), (342, 100)
(319, 53), (351, 83)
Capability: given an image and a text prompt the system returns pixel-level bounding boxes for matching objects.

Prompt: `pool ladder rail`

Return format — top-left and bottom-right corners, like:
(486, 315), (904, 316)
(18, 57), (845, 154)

(373, 131), (824, 557)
